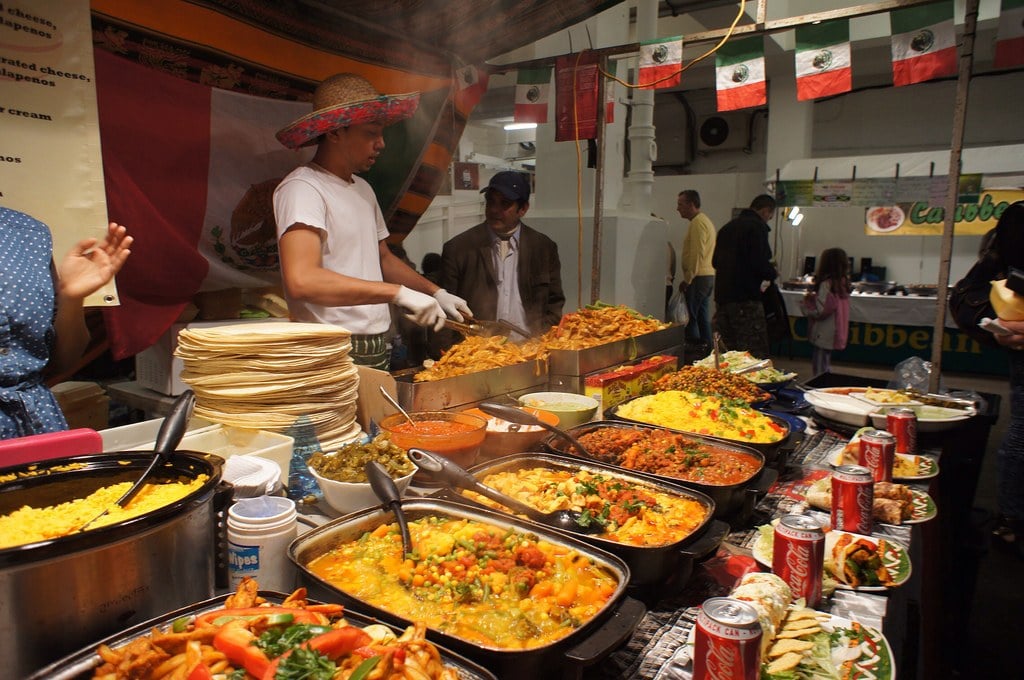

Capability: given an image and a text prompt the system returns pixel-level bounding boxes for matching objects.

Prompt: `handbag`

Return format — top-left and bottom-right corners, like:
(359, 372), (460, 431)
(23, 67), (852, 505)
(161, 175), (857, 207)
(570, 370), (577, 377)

(949, 252), (1003, 346)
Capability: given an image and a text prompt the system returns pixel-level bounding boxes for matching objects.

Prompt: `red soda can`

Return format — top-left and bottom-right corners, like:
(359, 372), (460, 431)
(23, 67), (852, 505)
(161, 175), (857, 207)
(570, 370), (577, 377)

(772, 514), (825, 608)
(693, 597), (763, 680)
(831, 464), (874, 534)
(859, 429), (896, 482)
(887, 407), (918, 455)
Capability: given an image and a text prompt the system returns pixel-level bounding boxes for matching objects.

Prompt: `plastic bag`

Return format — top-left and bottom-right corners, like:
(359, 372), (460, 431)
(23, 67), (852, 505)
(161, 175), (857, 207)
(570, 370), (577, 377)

(887, 356), (942, 393)
(668, 288), (689, 327)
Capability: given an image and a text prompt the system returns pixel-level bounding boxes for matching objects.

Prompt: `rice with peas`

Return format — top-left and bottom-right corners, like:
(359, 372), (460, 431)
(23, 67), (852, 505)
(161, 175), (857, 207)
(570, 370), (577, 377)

(0, 476), (208, 549)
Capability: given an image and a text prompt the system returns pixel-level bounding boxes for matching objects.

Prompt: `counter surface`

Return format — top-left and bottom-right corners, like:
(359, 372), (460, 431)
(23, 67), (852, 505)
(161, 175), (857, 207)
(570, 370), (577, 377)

(781, 289), (956, 328)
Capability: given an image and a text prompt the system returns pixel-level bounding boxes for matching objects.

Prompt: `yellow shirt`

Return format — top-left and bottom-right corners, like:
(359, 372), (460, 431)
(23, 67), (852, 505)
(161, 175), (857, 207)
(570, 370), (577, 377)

(681, 211), (716, 283)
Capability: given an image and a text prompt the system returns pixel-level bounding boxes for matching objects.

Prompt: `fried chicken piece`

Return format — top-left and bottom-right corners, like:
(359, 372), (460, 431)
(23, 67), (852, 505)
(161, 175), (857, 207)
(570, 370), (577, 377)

(224, 576), (264, 608)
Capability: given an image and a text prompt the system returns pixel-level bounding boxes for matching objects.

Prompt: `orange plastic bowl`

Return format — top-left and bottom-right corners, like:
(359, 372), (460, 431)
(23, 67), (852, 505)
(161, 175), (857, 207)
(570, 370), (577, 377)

(462, 406), (560, 463)
(379, 411), (487, 469)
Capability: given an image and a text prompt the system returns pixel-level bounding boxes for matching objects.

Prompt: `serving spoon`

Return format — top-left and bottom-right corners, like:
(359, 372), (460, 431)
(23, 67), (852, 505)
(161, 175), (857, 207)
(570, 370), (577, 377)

(79, 390), (196, 531)
(365, 460), (414, 556)
(407, 447), (604, 535)
(378, 385), (417, 429)
(476, 401), (592, 458)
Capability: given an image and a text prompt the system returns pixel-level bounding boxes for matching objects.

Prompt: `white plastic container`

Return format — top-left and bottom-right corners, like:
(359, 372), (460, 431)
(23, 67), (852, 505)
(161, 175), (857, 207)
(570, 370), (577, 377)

(227, 496), (297, 593)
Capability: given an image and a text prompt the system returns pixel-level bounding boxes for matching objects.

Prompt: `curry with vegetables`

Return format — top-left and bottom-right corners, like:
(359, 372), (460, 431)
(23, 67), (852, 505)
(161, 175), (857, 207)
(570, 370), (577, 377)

(305, 516), (619, 650)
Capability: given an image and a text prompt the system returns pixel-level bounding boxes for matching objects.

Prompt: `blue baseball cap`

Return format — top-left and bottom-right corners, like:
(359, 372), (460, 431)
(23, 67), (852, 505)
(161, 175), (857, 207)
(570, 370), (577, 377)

(481, 171), (530, 203)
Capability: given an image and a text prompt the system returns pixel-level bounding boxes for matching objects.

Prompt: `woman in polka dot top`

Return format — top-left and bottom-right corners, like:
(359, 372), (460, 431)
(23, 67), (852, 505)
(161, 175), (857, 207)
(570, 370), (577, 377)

(1, 207), (132, 439)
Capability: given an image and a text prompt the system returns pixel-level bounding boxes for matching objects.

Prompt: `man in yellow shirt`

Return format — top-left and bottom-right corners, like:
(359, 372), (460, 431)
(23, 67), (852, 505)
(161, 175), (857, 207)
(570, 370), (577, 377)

(677, 190), (716, 350)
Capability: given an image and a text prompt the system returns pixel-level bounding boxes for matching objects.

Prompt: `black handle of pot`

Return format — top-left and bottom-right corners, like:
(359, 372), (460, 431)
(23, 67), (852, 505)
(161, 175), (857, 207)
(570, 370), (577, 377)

(563, 596), (647, 665)
(212, 481), (235, 591)
(407, 448), (546, 521)
(678, 519), (730, 562)
(366, 461), (413, 556)
(749, 466), (779, 497)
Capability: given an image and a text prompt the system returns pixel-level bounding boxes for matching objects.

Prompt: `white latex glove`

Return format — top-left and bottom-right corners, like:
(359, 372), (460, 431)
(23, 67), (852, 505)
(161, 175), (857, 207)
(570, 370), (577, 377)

(432, 288), (472, 322)
(393, 285), (446, 331)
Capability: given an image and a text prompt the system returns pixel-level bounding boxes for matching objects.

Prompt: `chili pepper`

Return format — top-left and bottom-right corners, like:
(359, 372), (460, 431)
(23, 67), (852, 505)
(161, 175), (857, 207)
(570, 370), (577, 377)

(213, 624), (272, 678)
(195, 607), (323, 628)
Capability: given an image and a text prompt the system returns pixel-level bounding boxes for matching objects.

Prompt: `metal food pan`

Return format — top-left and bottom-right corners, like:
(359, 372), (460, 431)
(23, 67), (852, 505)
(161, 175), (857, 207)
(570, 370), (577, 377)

(545, 324), (686, 377)
(391, 360), (548, 411)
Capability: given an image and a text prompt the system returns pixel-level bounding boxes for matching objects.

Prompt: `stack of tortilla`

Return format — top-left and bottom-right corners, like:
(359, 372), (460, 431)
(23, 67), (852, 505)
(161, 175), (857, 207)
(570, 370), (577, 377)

(175, 322), (362, 450)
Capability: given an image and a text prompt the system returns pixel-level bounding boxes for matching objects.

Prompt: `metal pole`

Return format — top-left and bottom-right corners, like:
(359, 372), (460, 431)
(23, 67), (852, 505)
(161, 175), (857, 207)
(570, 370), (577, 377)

(591, 56), (608, 304)
(929, 0), (979, 392)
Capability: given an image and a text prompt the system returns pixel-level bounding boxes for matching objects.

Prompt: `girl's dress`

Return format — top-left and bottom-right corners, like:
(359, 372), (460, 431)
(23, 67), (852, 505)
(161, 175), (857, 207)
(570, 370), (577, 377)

(0, 207), (69, 439)
(801, 280), (850, 376)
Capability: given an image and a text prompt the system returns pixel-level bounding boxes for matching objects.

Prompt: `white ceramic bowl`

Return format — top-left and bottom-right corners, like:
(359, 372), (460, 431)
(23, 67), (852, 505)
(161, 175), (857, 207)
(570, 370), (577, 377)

(308, 465), (416, 516)
(517, 392), (599, 429)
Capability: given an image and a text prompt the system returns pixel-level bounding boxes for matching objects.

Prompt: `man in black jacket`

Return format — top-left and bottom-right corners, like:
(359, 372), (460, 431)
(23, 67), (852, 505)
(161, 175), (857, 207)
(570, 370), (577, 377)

(711, 194), (778, 357)
(435, 171), (564, 350)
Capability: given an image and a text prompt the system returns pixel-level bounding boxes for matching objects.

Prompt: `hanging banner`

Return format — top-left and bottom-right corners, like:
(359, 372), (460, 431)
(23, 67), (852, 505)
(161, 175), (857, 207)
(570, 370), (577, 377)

(864, 189), (1024, 235)
(554, 51), (604, 142)
(0, 0), (116, 305)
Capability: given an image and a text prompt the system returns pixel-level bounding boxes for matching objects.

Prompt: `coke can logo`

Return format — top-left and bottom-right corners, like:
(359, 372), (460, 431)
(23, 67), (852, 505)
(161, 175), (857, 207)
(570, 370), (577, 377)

(704, 644), (740, 680)
(785, 543), (812, 592)
(856, 486), (873, 518)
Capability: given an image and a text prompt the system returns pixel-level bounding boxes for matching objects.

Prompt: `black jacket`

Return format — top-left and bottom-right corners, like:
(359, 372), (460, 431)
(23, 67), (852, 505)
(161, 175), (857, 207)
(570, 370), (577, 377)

(712, 209), (777, 304)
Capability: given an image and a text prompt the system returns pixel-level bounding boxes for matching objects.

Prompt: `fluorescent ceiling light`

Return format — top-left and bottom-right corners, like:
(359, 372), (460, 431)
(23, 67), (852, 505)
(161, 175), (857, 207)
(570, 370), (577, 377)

(787, 206), (801, 220)
(504, 122), (537, 131)
(792, 213), (805, 226)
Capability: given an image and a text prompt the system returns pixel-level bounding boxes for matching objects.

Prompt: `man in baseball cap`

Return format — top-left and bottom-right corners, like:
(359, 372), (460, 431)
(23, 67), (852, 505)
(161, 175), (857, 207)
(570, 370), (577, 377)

(434, 171), (564, 350)
(273, 73), (471, 369)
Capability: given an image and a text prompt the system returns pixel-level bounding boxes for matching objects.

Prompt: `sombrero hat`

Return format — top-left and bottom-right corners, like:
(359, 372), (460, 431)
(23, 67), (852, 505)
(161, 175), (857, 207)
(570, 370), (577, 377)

(276, 73), (420, 150)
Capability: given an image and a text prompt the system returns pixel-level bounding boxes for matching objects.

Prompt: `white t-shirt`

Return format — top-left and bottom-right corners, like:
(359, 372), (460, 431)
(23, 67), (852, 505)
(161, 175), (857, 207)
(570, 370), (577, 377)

(273, 165), (391, 334)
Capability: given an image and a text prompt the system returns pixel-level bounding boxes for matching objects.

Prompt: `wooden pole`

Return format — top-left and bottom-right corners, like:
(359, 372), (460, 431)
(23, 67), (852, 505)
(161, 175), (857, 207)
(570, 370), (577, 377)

(591, 57), (608, 304)
(929, 0), (979, 393)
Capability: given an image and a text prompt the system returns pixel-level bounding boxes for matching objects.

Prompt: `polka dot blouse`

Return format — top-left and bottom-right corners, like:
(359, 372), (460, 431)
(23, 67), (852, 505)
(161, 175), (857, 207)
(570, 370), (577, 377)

(0, 207), (69, 438)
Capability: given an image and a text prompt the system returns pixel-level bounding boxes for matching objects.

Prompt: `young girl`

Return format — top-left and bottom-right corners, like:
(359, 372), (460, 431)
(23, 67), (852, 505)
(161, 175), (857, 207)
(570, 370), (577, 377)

(801, 248), (851, 376)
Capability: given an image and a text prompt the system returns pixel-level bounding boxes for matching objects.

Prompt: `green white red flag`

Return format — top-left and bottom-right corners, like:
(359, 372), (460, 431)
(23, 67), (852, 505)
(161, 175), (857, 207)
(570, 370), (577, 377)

(995, 0), (1024, 68)
(795, 20), (851, 101)
(890, 1), (957, 87)
(715, 36), (765, 111)
(514, 68), (552, 123)
(638, 36), (682, 90)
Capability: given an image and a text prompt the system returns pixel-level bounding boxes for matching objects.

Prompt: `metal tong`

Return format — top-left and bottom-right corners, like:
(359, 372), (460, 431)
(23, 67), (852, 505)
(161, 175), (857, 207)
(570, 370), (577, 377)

(444, 316), (531, 338)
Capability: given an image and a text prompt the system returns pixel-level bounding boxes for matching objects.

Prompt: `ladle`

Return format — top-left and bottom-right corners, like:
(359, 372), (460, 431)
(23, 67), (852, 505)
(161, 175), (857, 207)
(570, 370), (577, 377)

(378, 385), (416, 428)
(407, 448), (604, 535)
(365, 460), (414, 556)
(80, 390), (195, 531)
(476, 401), (592, 459)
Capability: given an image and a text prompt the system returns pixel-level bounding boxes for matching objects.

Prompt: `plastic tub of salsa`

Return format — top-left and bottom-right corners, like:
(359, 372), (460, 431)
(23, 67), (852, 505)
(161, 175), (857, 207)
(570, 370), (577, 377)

(379, 411), (487, 471)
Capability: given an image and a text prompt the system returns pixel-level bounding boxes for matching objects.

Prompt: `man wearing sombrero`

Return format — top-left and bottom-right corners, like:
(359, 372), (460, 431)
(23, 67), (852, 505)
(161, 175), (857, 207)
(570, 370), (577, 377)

(273, 73), (471, 369)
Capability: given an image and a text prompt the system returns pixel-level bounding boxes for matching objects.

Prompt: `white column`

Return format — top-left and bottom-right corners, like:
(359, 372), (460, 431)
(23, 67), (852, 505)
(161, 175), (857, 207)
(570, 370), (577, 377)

(618, 0), (659, 216)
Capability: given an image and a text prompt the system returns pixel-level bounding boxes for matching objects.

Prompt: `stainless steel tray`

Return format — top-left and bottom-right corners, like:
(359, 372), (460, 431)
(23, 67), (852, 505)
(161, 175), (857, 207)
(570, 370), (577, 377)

(546, 324), (686, 377)
(392, 359), (548, 411)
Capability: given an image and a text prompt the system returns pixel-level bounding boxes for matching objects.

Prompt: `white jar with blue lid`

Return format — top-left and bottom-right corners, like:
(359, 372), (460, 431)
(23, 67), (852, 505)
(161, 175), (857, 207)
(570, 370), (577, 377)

(227, 495), (297, 592)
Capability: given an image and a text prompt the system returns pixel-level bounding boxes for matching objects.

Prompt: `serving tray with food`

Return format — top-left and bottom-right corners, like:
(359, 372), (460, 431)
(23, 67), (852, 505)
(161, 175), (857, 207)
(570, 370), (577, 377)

(805, 477), (937, 525)
(752, 523), (912, 591)
(830, 427), (940, 481)
(681, 572), (895, 680)
(31, 577), (495, 680)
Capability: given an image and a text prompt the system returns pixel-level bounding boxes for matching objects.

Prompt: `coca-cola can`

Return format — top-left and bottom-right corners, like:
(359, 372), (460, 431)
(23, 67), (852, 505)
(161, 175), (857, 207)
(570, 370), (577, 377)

(887, 407), (918, 455)
(831, 465), (874, 534)
(859, 429), (896, 482)
(693, 597), (763, 680)
(772, 514), (825, 608)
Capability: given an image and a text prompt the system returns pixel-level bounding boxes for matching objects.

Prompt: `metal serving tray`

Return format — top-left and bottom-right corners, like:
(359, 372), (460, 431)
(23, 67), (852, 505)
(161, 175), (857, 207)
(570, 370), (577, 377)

(546, 324), (686, 378)
(391, 359), (548, 411)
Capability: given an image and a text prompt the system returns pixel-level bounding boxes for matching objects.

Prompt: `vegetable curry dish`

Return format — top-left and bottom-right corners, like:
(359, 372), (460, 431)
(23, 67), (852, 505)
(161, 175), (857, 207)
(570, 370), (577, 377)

(306, 516), (619, 650)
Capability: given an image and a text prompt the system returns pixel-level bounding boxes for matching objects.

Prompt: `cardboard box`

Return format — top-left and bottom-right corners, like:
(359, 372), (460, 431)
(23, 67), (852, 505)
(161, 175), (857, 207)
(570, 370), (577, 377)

(135, 318), (289, 396)
(583, 354), (678, 414)
(52, 381), (110, 430)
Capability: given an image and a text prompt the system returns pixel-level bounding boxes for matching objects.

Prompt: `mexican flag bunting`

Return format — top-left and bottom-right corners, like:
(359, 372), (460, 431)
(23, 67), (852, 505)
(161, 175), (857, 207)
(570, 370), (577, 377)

(890, 1), (957, 87)
(715, 36), (766, 111)
(454, 64), (489, 109)
(995, 0), (1024, 68)
(795, 20), (852, 101)
(638, 36), (682, 90)
(514, 68), (552, 123)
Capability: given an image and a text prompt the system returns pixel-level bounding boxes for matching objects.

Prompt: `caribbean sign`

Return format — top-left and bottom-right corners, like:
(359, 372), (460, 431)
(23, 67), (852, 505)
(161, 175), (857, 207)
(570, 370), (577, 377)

(865, 189), (1024, 235)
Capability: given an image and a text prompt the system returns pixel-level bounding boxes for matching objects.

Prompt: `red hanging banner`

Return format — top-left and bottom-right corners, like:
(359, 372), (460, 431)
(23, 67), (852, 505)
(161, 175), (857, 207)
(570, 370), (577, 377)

(554, 51), (605, 142)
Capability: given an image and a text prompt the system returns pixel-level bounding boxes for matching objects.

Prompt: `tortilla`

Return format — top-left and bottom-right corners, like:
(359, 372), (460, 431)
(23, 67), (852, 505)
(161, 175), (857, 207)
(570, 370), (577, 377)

(776, 625), (821, 638)
(766, 652), (805, 674)
(768, 638), (814, 657)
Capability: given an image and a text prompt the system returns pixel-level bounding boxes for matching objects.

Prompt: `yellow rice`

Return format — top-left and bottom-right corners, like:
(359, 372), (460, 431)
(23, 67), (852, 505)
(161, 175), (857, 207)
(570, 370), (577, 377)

(615, 390), (786, 444)
(0, 476), (209, 549)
